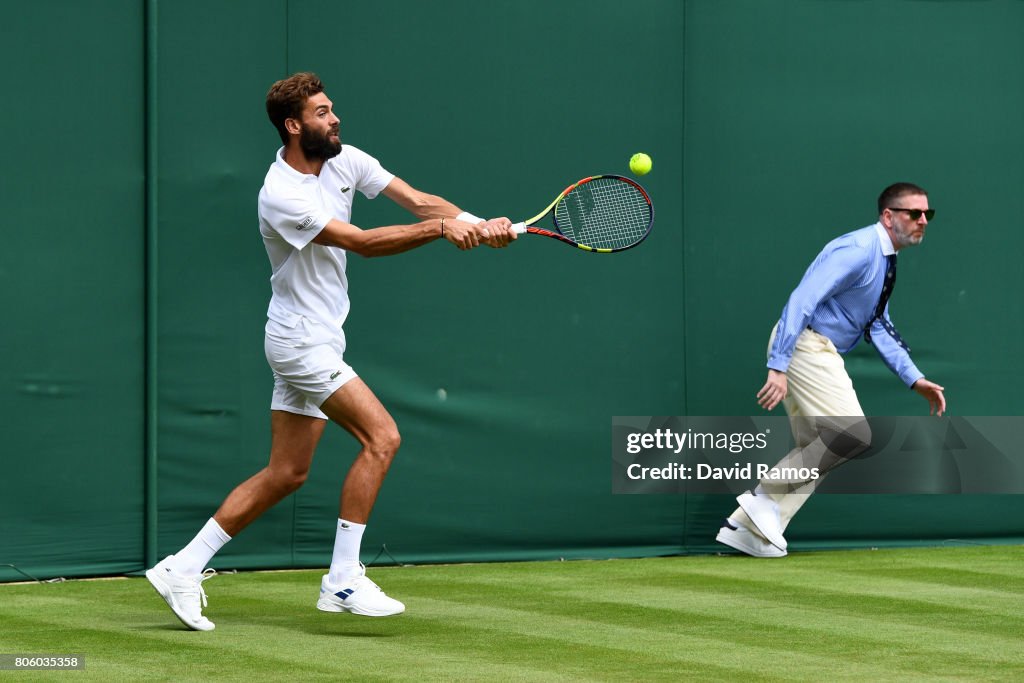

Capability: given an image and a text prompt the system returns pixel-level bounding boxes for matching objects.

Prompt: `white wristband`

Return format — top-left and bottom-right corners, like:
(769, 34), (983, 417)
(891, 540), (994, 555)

(456, 211), (484, 225)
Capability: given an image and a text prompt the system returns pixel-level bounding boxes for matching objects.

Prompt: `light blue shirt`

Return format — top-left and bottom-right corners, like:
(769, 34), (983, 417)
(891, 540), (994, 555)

(767, 223), (924, 387)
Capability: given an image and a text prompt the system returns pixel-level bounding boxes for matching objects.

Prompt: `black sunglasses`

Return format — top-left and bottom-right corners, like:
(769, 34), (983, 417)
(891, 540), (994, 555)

(888, 207), (935, 221)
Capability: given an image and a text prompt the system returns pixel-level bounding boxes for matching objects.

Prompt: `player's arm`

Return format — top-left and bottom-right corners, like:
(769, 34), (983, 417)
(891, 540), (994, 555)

(381, 176), (460, 220)
(312, 216), (481, 254)
(381, 177), (515, 248)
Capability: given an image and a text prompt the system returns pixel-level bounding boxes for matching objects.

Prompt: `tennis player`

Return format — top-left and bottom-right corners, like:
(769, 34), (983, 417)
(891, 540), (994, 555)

(146, 72), (515, 630)
(716, 182), (946, 558)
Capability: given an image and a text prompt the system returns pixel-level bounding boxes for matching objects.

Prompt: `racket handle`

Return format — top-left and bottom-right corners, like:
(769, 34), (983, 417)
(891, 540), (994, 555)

(511, 222), (527, 234)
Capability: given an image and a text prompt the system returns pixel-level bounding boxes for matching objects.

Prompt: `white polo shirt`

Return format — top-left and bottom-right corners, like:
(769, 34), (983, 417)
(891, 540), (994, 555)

(258, 145), (394, 333)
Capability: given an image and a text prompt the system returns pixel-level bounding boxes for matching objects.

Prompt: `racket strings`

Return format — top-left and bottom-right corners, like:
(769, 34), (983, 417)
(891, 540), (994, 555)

(554, 178), (651, 250)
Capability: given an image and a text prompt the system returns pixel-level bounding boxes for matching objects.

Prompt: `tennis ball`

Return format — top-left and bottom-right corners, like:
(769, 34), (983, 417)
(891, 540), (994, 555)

(629, 152), (652, 176)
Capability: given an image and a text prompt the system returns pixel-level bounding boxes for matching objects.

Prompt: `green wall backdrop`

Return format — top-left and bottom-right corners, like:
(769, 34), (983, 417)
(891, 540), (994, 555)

(1, 0), (1021, 582)
(0, 1), (146, 580)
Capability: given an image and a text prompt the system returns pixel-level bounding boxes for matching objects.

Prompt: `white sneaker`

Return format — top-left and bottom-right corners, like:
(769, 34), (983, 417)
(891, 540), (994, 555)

(317, 565), (405, 617)
(716, 520), (787, 558)
(145, 556), (217, 631)
(736, 490), (787, 550)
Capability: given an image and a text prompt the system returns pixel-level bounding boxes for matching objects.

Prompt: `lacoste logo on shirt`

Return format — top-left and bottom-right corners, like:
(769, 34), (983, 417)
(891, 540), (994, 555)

(339, 186), (351, 194)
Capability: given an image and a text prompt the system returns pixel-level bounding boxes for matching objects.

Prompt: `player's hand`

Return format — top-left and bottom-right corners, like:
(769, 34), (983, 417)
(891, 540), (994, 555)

(912, 378), (946, 416)
(444, 218), (482, 250)
(479, 217), (516, 248)
(757, 370), (788, 411)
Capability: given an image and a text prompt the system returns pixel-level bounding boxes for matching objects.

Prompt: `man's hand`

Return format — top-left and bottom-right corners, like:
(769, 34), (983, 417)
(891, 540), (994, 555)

(443, 218), (483, 250)
(757, 370), (788, 411)
(478, 217), (516, 248)
(912, 378), (946, 416)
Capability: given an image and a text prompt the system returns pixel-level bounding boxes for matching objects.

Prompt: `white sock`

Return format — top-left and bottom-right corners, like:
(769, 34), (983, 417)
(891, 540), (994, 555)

(171, 518), (232, 576)
(328, 519), (365, 585)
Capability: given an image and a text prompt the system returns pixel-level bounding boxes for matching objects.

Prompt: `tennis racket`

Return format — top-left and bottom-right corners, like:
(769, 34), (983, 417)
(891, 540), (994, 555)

(511, 175), (654, 253)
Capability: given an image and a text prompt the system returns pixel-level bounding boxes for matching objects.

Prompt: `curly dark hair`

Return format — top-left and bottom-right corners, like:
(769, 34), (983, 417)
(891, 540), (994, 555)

(266, 72), (325, 145)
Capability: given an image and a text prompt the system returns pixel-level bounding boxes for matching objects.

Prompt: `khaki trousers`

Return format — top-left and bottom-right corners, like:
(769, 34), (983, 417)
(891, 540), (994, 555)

(731, 325), (869, 534)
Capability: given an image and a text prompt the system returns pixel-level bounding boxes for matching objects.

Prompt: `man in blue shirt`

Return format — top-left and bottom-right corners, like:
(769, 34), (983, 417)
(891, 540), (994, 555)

(717, 182), (947, 558)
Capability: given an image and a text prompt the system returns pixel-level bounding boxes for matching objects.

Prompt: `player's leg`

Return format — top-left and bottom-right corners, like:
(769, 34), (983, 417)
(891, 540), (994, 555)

(213, 410), (327, 535)
(315, 377), (405, 616)
(320, 377), (401, 523)
(146, 410), (326, 630)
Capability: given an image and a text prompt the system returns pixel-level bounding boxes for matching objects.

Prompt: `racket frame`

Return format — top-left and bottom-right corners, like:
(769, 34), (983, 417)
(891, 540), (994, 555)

(511, 174), (654, 253)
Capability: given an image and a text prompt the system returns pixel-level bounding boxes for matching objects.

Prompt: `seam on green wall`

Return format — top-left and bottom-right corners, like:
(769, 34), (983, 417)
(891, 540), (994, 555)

(143, 0), (159, 570)
(679, 0), (689, 548)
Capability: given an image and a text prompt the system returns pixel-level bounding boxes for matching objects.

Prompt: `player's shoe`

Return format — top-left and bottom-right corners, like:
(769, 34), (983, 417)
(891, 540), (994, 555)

(317, 564), (405, 617)
(736, 490), (787, 550)
(716, 519), (787, 558)
(145, 556), (217, 631)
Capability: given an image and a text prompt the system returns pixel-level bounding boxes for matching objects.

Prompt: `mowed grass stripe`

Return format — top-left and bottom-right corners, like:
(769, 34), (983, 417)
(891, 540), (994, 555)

(415, 589), (929, 679)
(0, 546), (1021, 682)
(0, 610), (585, 683)
(1, 598), (523, 683)
(407, 595), (917, 682)
(639, 547), (1024, 587)
(405, 579), (1020, 681)
(642, 566), (1024, 623)
(388, 549), (1023, 680)
(410, 556), (1024, 619)
(432, 552), (1024, 626)
(570, 585), (1021, 666)
(0, 610), (365, 683)
(697, 547), (1024, 600)
(218, 584), (762, 682)
(1, 578), (670, 683)
(389, 551), (1024, 625)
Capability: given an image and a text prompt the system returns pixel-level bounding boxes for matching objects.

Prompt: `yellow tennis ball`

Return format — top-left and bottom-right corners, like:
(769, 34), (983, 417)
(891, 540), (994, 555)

(629, 152), (652, 176)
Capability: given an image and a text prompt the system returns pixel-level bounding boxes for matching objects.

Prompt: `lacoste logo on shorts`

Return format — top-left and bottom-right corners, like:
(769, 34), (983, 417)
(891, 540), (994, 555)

(297, 216), (315, 231)
(330, 370), (343, 380)
(339, 186), (351, 193)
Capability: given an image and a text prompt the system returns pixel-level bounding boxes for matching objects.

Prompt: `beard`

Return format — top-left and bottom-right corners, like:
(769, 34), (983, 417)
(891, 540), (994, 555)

(299, 126), (342, 161)
(892, 218), (923, 247)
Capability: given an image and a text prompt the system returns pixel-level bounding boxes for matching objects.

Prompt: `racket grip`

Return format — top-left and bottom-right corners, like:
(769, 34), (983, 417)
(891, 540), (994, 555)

(511, 223), (527, 234)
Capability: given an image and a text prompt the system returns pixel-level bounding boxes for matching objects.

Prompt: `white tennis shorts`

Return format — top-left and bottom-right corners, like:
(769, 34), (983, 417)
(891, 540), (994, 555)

(264, 318), (358, 419)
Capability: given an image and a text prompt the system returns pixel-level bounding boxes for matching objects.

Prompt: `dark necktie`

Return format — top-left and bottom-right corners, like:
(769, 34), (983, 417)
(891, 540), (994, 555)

(864, 254), (910, 352)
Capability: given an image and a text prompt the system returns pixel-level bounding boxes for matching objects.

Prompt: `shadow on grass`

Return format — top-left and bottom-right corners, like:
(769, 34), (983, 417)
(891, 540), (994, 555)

(262, 609), (403, 639)
(293, 622), (402, 639)
(130, 622), (205, 632)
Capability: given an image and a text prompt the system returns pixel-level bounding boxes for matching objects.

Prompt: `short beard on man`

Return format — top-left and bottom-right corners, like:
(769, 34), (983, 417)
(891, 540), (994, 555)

(299, 126), (342, 161)
(893, 217), (923, 247)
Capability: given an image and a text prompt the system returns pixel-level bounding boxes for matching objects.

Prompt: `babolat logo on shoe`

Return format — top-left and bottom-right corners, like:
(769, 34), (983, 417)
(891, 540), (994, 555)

(335, 589), (355, 600)
(297, 216), (316, 231)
